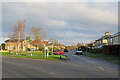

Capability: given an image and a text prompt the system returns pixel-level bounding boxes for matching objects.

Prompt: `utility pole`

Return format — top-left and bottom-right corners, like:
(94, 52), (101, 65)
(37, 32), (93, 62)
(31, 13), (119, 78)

(86, 44), (87, 53)
(18, 31), (20, 51)
(52, 40), (54, 55)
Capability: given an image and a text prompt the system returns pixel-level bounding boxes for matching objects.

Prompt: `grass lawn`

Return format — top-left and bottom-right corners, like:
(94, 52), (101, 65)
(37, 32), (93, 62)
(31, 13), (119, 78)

(13, 55), (67, 60)
(0, 52), (67, 60)
(83, 52), (119, 60)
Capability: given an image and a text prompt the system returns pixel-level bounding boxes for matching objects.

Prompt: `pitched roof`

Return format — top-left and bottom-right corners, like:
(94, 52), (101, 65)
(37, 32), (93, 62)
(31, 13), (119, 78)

(97, 35), (112, 41)
(112, 32), (120, 37)
(5, 39), (25, 43)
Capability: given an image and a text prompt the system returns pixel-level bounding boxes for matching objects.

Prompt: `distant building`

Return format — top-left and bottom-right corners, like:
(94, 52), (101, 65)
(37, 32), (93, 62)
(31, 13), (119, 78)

(5, 39), (36, 51)
(93, 32), (113, 49)
(112, 32), (120, 45)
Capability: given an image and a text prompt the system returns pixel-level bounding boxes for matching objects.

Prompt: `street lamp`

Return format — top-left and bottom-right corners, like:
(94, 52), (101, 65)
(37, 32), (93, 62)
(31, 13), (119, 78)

(48, 40), (54, 55)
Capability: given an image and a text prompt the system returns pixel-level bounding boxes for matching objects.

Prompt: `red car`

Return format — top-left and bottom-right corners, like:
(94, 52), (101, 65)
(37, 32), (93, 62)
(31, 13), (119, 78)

(55, 49), (64, 55)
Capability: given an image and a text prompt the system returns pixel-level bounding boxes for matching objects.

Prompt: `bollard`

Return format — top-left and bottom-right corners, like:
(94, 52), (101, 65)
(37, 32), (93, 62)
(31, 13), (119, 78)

(47, 52), (49, 57)
(60, 54), (61, 59)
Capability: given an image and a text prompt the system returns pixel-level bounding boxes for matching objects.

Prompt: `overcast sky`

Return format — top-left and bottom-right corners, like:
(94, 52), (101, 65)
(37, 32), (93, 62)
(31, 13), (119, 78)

(1, 1), (118, 45)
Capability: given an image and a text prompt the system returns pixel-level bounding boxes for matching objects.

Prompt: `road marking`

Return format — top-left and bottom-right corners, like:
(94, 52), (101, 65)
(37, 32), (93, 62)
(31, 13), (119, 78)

(82, 76), (86, 78)
(50, 72), (55, 75)
(98, 66), (104, 70)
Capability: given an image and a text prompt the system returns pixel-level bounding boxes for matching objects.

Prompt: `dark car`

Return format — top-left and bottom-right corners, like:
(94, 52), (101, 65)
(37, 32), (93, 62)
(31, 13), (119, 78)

(64, 49), (68, 52)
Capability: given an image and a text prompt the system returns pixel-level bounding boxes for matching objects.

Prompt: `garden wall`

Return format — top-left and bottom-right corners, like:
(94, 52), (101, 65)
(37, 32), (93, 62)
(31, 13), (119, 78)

(102, 45), (120, 55)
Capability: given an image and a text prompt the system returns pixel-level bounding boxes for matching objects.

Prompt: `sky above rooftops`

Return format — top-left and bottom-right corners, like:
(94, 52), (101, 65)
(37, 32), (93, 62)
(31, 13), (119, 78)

(1, 0), (119, 45)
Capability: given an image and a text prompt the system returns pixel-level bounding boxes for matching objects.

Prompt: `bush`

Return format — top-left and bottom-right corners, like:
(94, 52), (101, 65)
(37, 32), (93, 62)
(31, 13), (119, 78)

(95, 49), (102, 53)
(26, 48), (31, 51)
(49, 51), (52, 55)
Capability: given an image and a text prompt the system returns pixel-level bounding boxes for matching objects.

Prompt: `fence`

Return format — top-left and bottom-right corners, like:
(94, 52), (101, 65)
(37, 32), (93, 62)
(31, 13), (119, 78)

(102, 45), (120, 55)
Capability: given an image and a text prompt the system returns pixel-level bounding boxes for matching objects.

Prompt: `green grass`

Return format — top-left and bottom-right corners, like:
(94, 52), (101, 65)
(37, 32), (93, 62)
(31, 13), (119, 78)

(0, 52), (67, 60)
(82, 52), (104, 58)
(0, 52), (15, 55)
(83, 52), (119, 60)
(113, 61), (120, 64)
(13, 55), (67, 60)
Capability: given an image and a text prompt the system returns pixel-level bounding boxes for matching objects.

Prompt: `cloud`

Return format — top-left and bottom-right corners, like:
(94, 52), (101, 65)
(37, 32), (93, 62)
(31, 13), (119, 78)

(1, 0), (119, 2)
(55, 31), (96, 38)
(46, 20), (66, 28)
(2, 2), (118, 45)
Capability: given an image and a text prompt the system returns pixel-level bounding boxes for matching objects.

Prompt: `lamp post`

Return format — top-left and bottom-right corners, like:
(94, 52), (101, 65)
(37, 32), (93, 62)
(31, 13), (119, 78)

(51, 40), (54, 55)
(48, 40), (54, 55)
(86, 44), (87, 53)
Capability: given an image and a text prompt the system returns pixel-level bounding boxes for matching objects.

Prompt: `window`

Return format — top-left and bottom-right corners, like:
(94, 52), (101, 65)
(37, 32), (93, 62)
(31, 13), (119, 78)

(110, 38), (112, 42)
(8, 46), (14, 49)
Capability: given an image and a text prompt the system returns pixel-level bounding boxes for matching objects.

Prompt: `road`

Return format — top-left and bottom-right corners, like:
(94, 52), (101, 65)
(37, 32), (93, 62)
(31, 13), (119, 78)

(64, 50), (118, 70)
(2, 50), (118, 78)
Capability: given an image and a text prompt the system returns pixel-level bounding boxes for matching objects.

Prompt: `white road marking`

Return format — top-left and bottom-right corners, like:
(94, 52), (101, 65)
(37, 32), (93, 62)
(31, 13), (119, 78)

(98, 66), (104, 70)
(82, 76), (86, 78)
(50, 72), (55, 75)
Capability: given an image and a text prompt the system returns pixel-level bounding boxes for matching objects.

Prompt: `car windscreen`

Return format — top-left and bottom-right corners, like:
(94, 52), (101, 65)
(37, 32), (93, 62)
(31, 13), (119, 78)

(57, 49), (60, 51)
(78, 49), (82, 51)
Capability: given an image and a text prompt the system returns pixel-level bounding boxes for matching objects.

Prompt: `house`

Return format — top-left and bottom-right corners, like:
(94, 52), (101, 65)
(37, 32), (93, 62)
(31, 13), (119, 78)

(5, 39), (36, 51)
(112, 32), (120, 45)
(93, 32), (113, 49)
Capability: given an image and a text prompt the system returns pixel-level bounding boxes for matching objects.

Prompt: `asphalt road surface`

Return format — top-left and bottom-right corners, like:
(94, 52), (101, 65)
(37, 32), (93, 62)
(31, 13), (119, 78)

(2, 50), (118, 78)
(64, 50), (118, 70)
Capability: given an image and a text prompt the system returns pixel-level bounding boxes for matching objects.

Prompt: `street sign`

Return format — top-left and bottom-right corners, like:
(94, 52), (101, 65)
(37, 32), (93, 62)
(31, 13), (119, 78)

(45, 47), (48, 50)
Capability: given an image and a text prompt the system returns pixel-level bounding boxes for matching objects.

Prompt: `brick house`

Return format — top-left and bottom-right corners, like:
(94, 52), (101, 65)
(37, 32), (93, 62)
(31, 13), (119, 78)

(112, 32), (120, 45)
(5, 39), (36, 51)
(93, 32), (113, 49)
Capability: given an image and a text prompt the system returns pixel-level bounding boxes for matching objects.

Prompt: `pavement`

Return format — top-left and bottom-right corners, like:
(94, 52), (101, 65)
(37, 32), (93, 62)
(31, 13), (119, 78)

(2, 50), (119, 78)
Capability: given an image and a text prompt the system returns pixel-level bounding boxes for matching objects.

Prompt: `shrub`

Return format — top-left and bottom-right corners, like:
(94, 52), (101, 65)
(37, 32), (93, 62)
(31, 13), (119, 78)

(26, 48), (31, 51)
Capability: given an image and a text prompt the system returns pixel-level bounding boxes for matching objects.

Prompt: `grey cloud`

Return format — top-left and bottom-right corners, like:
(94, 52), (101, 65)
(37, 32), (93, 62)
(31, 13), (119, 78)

(2, 2), (118, 45)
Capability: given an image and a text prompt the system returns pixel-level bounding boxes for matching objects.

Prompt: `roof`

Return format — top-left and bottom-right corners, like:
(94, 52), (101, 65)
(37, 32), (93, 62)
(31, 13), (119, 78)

(112, 32), (120, 37)
(32, 40), (43, 44)
(5, 39), (25, 43)
(96, 35), (112, 41)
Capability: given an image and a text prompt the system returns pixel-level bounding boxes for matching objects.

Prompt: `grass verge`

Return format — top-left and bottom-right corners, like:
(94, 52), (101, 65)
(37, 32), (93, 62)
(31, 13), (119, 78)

(0, 52), (67, 60)
(83, 52), (119, 60)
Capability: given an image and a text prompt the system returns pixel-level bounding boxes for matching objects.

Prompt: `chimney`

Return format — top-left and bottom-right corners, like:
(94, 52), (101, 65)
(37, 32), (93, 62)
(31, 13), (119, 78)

(105, 32), (109, 36)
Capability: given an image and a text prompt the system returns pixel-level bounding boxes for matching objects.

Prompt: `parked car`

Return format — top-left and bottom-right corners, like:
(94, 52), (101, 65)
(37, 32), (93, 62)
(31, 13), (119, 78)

(76, 48), (82, 55)
(31, 48), (35, 51)
(64, 49), (68, 52)
(55, 49), (64, 55)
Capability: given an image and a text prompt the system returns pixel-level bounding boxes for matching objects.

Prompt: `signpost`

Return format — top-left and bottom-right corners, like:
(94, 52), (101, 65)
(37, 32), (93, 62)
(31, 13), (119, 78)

(45, 47), (48, 57)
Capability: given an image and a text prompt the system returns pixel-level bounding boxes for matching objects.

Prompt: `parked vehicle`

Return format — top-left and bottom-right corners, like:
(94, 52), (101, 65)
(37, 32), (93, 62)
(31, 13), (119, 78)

(31, 48), (35, 51)
(64, 49), (68, 52)
(55, 49), (64, 55)
(76, 48), (82, 55)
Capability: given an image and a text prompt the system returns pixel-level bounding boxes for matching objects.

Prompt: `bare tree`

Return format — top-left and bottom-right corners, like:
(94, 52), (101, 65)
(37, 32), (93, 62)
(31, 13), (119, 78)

(8, 20), (26, 51)
(9, 20), (26, 39)
(30, 26), (47, 50)
(48, 38), (59, 46)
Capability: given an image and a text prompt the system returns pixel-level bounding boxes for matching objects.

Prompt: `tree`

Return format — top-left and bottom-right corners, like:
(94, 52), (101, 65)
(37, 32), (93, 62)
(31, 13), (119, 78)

(26, 36), (32, 42)
(76, 43), (82, 47)
(8, 20), (26, 39)
(48, 38), (59, 46)
(1, 43), (5, 50)
(30, 26), (47, 50)
(8, 20), (26, 51)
